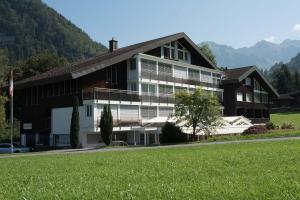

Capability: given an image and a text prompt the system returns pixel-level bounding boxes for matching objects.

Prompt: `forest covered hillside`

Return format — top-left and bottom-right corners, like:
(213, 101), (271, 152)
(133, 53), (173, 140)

(0, 0), (107, 63)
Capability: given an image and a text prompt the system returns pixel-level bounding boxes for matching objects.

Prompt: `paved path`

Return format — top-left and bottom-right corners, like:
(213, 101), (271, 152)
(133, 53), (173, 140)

(1, 136), (300, 159)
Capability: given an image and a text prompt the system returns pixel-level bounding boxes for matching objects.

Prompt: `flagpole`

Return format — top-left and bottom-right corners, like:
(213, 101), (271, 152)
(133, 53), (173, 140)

(10, 70), (13, 153)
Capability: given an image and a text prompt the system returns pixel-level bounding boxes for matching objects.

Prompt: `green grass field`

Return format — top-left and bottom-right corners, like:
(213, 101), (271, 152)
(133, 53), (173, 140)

(1, 140), (300, 199)
(271, 111), (300, 129)
(208, 129), (300, 142)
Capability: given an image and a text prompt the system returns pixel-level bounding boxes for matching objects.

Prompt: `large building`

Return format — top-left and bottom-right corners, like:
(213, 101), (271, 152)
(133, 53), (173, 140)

(14, 33), (224, 147)
(222, 66), (279, 123)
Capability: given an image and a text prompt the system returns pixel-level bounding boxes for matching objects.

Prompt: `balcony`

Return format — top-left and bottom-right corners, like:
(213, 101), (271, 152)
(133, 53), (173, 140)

(141, 70), (219, 88)
(82, 88), (175, 104)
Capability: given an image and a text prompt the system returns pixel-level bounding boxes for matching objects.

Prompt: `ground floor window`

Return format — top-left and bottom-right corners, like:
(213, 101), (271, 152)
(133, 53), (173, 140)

(54, 134), (70, 145)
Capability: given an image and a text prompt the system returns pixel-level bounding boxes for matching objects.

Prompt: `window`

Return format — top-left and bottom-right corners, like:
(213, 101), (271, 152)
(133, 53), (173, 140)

(212, 73), (221, 85)
(245, 78), (251, 86)
(141, 59), (156, 72)
(174, 65), (187, 79)
(254, 79), (260, 91)
(159, 107), (173, 117)
(54, 134), (70, 145)
(246, 93), (252, 102)
(141, 106), (157, 119)
(142, 84), (156, 96)
(236, 92), (243, 102)
(162, 41), (190, 63)
(158, 62), (172, 75)
(201, 71), (212, 83)
(159, 85), (173, 96)
(130, 59), (136, 70)
(254, 92), (261, 103)
(130, 83), (137, 91)
(85, 105), (93, 117)
(188, 69), (200, 81)
(262, 93), (268, 103)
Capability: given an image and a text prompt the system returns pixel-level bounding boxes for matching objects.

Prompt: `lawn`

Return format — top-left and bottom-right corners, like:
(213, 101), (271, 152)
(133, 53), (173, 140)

(208, 129), (300, 142)
(1, 140), (300, 199)
(271, 110), (300, 129)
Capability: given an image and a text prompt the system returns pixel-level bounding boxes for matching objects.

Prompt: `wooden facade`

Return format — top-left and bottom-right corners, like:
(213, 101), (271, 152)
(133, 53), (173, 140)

(222, 67), (279, 123)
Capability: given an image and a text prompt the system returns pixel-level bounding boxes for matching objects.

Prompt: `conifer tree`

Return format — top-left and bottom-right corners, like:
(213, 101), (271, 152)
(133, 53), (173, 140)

(99, 104), (113, 146)
(70, 96), (80, 148)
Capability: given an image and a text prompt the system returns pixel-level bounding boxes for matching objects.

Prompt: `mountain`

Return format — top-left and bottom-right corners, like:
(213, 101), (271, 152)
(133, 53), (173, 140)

(0, 0), (107, 63)
(200, 40), (300, 70)
(270, 53), (300, 72)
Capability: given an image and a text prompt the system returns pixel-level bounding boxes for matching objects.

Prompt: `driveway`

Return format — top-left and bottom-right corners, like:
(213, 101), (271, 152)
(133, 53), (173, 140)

(1, 136), (300, 159)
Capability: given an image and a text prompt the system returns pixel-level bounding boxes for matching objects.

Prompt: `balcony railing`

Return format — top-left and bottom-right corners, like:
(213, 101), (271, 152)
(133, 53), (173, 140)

(141, 70), (219, 88)
(82, 88), (175, 104)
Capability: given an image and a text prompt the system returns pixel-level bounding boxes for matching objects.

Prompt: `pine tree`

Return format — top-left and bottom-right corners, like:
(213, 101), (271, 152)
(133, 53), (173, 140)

(99, 104), (113, 146)
(294, 70), (300, 90)
(70, 96), (79, 148)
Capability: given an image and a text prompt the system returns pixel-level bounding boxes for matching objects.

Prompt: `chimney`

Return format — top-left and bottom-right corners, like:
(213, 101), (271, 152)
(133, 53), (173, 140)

(109, 37), (118, 52)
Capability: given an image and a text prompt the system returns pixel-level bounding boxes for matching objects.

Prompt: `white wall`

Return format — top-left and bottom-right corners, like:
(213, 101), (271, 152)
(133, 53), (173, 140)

(51, 105), (94, 135)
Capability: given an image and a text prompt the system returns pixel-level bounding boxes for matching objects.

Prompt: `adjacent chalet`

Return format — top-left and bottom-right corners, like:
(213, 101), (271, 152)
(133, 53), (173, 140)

(272, 90), (300, 108)
(14, 32), (224, 147)
(222, 66), (279, 123)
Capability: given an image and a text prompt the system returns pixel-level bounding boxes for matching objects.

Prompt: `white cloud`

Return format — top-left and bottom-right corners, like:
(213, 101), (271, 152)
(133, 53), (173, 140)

(293, 24), (300, 32)
(264, 35), (276, 43)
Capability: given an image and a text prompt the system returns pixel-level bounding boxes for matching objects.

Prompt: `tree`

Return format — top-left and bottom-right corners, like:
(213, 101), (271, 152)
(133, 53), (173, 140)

(99, 104), (113, 146)
(15, 52), (68, 80)
(173, 87), (221, 140)
(294, 70), (300, 90)
(0, 49), (10, 87)
(199, 44), (217, 66)
(70, 96), (80, 148)
(271, 64), (293, 94)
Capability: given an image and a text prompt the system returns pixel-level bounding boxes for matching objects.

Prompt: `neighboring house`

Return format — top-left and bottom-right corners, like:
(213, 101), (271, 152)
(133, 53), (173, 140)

(273, 91), (300, 108)
(221, 66), (279, 124)
(14, 32), (224, 147)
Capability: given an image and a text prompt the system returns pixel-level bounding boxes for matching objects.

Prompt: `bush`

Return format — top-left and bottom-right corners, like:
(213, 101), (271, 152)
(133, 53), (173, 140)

(242, 125), (267, 135)
(281, 122), (295, 129)
(161, 122), (186, 143)
(266, 122), (279, 130)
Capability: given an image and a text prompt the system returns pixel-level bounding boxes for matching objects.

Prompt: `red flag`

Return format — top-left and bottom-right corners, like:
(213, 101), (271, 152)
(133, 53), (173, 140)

(9, 71), (13, 97)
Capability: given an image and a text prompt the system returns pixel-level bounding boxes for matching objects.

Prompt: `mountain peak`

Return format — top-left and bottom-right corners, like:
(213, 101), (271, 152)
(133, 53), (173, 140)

(200, 39), (300, 70)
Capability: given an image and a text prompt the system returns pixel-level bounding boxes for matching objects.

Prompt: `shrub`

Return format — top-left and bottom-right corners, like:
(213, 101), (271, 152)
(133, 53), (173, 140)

(161, 122), (186, 143)
(266, 122), (279, 130)
(242, 125), (267, 135)
(281, 122), (295, 129)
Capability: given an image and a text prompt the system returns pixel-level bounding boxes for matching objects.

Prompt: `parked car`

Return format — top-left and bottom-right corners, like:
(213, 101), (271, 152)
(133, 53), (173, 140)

(0, 143), (30, 153)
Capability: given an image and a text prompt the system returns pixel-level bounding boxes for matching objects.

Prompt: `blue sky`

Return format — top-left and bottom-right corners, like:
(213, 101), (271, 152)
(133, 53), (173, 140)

(43, 0), (300, 49)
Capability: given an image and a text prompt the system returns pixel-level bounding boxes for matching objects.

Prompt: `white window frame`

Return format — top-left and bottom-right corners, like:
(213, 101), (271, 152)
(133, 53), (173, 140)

(236, 92), (243, 102)
(246, 93), (252, 102)
(161, 41), (191, 63)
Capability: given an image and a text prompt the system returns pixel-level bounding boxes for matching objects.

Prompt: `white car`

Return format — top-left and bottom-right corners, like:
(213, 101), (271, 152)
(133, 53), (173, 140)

(0, 143), (30, 153)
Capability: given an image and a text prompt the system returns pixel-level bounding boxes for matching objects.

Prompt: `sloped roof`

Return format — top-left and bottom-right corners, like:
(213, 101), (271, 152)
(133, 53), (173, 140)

(223, 66), (279, 97)
(278, 93), (294, 100)
(223, 66), (254, 80)
(15, 32), (217, 88)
